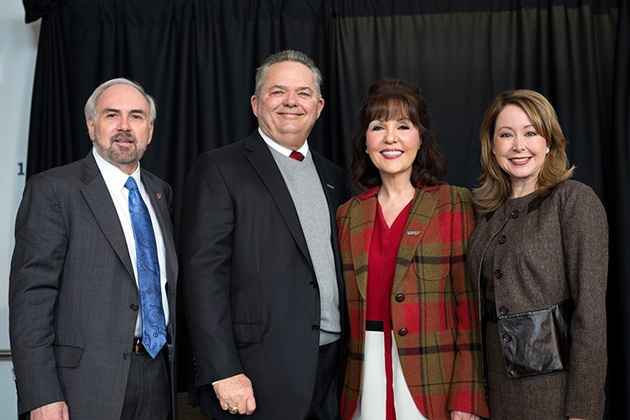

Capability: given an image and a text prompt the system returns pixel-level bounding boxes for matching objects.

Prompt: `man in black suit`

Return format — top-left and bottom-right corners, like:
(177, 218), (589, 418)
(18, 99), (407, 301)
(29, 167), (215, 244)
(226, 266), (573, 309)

(9, 78), (177, 420)
(180, 50), (348, 419)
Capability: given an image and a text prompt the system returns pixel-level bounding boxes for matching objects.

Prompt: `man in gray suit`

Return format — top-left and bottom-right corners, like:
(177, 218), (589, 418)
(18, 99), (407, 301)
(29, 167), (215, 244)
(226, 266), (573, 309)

(9, 78), (177, 420)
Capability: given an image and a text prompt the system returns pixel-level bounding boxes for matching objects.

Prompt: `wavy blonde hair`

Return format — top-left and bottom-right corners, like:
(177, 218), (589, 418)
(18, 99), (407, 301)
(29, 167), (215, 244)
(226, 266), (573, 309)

(474, 89), (574, 214)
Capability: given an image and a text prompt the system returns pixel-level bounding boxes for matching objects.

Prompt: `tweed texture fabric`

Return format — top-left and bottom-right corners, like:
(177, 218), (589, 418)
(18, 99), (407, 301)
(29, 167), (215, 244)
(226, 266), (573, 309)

(468, 179), (608, 420)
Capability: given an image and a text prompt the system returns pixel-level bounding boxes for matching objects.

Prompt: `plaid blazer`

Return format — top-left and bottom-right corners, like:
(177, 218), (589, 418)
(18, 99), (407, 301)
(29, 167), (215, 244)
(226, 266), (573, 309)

(337, 184), (489, 420)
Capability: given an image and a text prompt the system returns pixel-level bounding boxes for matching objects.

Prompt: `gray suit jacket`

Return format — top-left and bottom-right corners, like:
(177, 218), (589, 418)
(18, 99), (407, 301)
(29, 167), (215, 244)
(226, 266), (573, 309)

(9, 152), (178, 419)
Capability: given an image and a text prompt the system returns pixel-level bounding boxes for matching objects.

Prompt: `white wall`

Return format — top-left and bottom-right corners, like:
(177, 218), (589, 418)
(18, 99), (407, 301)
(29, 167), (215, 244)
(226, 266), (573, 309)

(1, 0), (40, 416)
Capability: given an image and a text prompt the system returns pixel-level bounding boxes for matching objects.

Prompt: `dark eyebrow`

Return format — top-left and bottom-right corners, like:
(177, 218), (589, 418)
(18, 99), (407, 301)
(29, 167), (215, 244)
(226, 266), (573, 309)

(497, 124), (536, 131)
(269, 85), (313, 92)
(102, 107), (147, 115)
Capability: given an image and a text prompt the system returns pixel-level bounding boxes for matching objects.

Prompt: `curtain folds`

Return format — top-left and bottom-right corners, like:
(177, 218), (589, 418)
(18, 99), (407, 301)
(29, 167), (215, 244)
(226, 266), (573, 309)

(608, 0), (630, 418)
(26, 0), (333, 193)
(23, 1), (627, 417)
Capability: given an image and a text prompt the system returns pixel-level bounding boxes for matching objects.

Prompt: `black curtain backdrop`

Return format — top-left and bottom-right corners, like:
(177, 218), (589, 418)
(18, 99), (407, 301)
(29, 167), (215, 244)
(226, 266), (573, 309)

(22, 0), (629, 418)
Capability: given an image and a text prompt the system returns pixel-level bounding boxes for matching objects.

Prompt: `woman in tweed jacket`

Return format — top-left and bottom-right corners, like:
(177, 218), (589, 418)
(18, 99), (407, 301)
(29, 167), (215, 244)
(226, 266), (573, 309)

(337, 79), (489, 420)
(468, 89), (608, 419)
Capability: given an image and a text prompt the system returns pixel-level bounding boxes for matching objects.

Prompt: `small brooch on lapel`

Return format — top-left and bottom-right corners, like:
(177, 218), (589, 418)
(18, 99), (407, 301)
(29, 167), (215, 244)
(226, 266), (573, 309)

(407, 231), (420, 236)
(157, 193), (162, 200)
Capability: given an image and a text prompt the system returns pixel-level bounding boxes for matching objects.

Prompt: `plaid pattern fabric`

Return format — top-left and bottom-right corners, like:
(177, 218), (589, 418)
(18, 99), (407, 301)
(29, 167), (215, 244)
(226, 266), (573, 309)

(337, 185), (489, 420)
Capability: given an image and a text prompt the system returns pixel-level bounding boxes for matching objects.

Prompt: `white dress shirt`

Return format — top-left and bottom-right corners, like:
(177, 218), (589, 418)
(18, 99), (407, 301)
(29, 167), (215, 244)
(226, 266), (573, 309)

(258, 127), (310, 157)
(92, 148), (170, 336)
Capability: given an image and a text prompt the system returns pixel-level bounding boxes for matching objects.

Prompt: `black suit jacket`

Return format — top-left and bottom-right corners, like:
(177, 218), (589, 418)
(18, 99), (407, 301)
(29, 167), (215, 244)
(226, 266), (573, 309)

(180, 131), (348, 419)
(9, 152), (178, 419)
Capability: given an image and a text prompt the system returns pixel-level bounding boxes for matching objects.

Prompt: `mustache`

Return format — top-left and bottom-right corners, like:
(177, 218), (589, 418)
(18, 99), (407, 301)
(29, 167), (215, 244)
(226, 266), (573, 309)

(111, 132), (136, 143)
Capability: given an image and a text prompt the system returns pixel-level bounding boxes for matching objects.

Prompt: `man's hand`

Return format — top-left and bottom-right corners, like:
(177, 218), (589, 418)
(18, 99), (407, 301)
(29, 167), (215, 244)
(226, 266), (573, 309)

(451, 410), (481, 420)
(30, 401), (70, 420)
(213, 373), (256, 415)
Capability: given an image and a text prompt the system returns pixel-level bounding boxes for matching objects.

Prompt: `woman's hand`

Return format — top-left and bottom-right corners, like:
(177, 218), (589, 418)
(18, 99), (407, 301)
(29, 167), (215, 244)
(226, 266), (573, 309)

(451, 410), (481, 420)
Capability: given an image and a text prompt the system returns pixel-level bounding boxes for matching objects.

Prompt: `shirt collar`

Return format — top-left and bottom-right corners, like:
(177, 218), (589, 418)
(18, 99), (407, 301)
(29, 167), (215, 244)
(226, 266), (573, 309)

(92, 147), (141, 192)
(258, 127), (309, 158)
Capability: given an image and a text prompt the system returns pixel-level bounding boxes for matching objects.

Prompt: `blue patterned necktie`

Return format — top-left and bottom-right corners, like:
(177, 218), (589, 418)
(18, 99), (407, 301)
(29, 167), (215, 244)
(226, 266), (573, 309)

(125, 176), (167, 359)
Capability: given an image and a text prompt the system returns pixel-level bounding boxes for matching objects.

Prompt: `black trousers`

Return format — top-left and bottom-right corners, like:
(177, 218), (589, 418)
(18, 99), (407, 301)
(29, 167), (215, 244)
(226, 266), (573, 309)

(303, 339), (342, 420)
(120, 349), (171, 420)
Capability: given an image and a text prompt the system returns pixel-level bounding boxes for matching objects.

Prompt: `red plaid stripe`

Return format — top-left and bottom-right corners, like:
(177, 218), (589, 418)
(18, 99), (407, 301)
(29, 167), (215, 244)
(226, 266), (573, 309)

(337, 185), (489, 420)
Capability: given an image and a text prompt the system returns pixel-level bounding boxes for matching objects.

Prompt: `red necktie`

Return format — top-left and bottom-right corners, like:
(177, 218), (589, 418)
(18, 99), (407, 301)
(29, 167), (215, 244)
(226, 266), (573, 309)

(289, 150), (304, 162)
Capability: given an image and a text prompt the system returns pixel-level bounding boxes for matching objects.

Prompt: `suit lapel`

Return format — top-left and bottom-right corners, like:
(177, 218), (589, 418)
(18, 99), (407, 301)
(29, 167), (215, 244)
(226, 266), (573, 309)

(312, 152), (339, 218)
(312, 152), (347, 298)
(141, 171), (178, 284)
(244, 133), (313, 268)
(392, 188), (438, 293)
(79, 154), (135, 279)
(349, 195), (377, 300)
(142, 172), (178, 329)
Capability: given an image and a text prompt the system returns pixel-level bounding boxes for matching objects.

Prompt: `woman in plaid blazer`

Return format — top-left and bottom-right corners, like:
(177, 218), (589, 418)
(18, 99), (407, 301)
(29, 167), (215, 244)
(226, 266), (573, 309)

(337, 79), (489, 420)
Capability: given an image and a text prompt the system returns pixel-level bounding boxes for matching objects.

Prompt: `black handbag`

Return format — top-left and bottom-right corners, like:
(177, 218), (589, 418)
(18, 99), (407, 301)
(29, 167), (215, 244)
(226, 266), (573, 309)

(497, 298), (574, 378)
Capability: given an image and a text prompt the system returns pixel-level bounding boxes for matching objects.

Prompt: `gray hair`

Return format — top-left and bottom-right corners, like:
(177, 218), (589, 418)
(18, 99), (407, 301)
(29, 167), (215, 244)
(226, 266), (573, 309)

(254, 50), (323, 98)
(84, 78), (156, 123)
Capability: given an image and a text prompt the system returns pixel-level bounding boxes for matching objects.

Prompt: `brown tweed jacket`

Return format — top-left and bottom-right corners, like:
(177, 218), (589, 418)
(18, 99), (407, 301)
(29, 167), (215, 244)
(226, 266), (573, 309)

(467, 179), (608, 419)
(337, 184), (489, 420)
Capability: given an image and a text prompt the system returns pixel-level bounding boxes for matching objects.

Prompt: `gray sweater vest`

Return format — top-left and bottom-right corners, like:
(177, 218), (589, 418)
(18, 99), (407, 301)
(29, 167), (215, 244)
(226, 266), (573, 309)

(270, 147), (341, 345)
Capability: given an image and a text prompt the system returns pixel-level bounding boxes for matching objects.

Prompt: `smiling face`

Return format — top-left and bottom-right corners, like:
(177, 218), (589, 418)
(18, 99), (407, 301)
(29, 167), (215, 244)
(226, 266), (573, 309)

(251, 61), (324, 150)
(492, 104), (549, 196)
(365, 117), (421, 183)
(87, 84), (154, 175)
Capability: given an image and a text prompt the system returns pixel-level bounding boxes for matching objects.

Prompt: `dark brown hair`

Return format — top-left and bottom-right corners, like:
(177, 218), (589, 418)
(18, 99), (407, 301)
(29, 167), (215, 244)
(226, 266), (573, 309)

(349, 78), (446, 191)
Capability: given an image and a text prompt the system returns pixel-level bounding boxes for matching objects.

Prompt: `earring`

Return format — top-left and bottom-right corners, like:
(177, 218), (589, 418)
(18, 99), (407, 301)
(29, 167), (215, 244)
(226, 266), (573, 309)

(546, 147), (550, 154)
(365, 147), (368, 154)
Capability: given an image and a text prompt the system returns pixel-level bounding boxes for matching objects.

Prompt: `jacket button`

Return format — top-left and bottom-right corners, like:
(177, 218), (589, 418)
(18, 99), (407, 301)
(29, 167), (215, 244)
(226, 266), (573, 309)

(499, 306), (509, 315)
(502, 333), (512, 342)
(312, 325), (320, 332)
(123, 352), (131, 360)
(494, 269), (503, 279)
(395, 293), (405, 302)
(310, 281), (318, 288)
(511, 210), (520, 219)
(130, 304), (138, 311)
(398, 328), (408, 336)
(498, 235), (507, 244)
